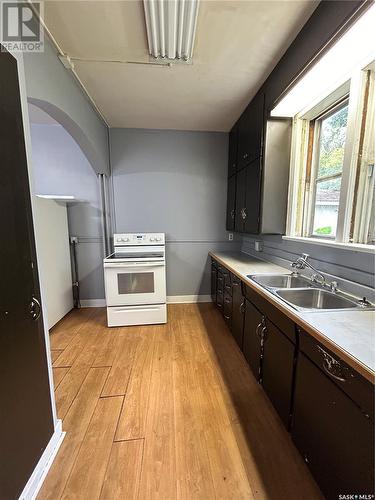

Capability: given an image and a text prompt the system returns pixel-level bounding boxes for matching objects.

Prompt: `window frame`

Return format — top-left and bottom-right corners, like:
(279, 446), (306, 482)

(285, 64), (375, 250)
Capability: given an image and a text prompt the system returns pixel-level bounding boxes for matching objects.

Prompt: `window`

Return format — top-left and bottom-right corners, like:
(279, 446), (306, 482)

(284, 62), (375, 248)
(309, 102), (349, 238)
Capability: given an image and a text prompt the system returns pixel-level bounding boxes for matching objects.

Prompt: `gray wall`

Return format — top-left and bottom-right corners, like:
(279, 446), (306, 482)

(110, 128), (240, 296)
(241, 235), (375, 289)
(24, 34), (109, 175)
(30, 123), (105, 300)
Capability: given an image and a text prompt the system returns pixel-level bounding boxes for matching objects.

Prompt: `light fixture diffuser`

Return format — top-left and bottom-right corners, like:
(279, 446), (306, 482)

(143, 0), (200, 61)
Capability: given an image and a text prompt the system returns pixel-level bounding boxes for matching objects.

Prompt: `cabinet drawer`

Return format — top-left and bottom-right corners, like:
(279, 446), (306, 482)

(299, 328), (374, 419)
(223, 290), (232, 329)
(244, 284), (296, 343)
(216, 289), (224, 311)
(224, 271), (232, 295)
(217, 273), (224, 292)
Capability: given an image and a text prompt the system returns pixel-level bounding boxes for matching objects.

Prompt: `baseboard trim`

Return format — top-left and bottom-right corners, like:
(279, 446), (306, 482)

(80, 299), (106, 307)
(167, 295), (212, 304)
(19, 419), (65, 500)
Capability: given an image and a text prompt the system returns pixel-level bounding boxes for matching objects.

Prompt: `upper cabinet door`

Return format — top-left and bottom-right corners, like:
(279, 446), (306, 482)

(226, 174), (236, 231)
(227, 126), (238, 178)
(243, 157), (262, 234)
(237, 93), (265, 170)
(235, 167), (246, 232)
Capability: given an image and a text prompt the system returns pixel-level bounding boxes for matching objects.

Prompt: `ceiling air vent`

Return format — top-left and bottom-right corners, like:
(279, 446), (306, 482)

(143, 0), (200, 62)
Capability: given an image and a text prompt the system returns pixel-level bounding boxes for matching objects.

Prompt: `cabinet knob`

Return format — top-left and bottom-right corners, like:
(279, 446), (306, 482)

(243, 153), (248, 159)
(241, 207), (247, 220)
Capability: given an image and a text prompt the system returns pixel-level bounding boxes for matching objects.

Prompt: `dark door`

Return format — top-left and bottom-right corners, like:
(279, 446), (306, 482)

(292, 353), (374, 499)
(243, 299), (263, 380)
(227, 126), (238, 177)
(235, 167), (246, 232)
(262, 320), (295, 428)
(231, 277), (244, 349)
(243, 158), (262, 234)
(226, 174), (236, 231)
(0, 50), (54, 499)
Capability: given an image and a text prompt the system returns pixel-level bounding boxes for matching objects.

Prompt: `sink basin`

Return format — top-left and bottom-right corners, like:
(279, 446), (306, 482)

(249, 274), (312, 289)
(275, 288), (359, 310)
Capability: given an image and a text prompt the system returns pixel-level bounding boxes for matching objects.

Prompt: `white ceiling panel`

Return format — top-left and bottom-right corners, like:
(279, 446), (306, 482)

(43, 0), (318, 130)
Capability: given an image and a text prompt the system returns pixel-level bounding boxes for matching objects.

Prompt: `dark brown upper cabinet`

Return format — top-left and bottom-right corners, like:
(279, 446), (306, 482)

(237, 93), (265, 170)
(235, 158), (262, 234)
(227, 118), (292, 235)
(227, 126), (238, 178)
(226, 174), (236, 231)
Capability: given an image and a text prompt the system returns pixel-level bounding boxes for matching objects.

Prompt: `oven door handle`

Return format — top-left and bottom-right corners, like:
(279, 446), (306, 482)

(104, 261), (165, 268)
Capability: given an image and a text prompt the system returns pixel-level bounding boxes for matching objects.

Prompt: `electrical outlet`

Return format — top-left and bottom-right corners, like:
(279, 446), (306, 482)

(228, 233), (234, 241)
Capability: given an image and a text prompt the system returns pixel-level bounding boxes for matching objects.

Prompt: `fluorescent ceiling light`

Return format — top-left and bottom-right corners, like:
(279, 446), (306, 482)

(143, 0), (200, 61)
(271, 4), (375, 117)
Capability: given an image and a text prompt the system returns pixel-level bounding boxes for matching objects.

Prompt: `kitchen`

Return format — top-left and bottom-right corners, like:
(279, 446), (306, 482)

(0, 1), (374, 499)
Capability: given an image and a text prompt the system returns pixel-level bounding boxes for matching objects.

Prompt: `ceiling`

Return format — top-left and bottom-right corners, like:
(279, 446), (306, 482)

(43, 0), (318, 131)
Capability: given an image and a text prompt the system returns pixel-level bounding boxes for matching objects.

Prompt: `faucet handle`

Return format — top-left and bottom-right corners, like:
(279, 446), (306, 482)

(302, 253), (309, 261)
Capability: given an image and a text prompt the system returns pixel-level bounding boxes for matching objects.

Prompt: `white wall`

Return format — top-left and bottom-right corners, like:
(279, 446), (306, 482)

(24, 33), (109, 175)
(110, 128), (241, 297)
(30, 122), (105, 300)
(33, 198), (73, 328)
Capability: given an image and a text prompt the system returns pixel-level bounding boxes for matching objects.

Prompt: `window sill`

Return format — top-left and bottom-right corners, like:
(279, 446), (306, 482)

(282, 236), (375, 254)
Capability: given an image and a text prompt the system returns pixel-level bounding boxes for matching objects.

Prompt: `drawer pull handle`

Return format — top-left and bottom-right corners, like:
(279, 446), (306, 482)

(318, 346), (347, 382)
(225, 285), (231, 290)
(224, 314), (231, 320)
(256, 318), (267, 344)
(240, 301), (245, 314)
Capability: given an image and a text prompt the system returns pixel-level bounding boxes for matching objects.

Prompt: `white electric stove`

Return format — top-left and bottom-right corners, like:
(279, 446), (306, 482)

(104, 233), (167, 327)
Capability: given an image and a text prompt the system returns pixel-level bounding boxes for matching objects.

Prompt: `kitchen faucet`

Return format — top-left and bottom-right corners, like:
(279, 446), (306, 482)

(291, 253), (338, 291)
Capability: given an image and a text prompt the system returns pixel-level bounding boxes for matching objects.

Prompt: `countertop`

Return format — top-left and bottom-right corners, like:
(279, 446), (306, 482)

(209, 250), (375, 383)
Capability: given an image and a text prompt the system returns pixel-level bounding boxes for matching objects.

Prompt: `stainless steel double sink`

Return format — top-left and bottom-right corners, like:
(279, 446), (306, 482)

(248, 273), (370, 311)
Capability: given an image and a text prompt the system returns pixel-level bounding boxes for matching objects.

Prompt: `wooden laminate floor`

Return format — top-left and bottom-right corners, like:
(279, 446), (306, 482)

(39, 304), (322, 500)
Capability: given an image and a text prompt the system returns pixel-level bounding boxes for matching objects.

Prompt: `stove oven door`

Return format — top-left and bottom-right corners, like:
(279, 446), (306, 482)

(104, 261), (166, 306)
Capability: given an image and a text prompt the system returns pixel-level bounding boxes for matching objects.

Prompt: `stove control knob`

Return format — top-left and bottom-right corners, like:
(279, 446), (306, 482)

(150, 237), (155, 242)
(156, 237), (161, 241)
(117, 238), (123, 242)
(123, 238), (129, 242)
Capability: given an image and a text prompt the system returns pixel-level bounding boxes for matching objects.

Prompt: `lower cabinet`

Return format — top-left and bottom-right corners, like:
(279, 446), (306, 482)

(231, 277), (245, 349)
(292, 351), (374, 500)
(210, 256), (374, 499)
(243, 299), (263, 380)
(262, 319), (295, 428)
